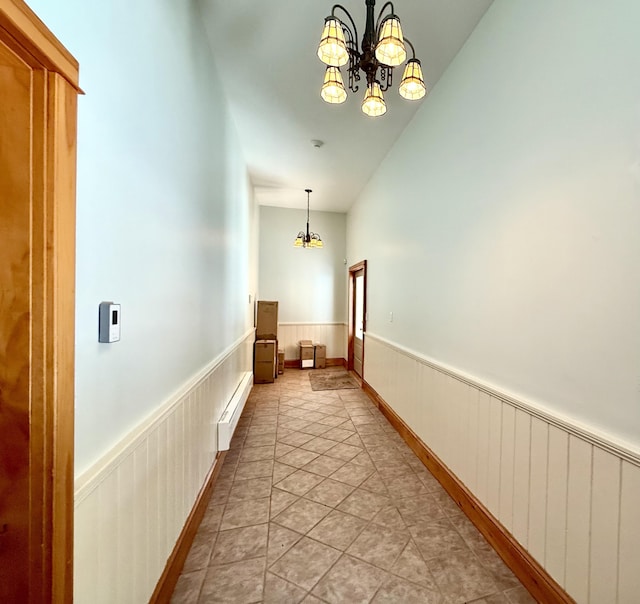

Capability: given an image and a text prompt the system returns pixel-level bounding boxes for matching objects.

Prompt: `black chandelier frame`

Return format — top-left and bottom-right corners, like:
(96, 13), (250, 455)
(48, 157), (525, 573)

(326, 0), (417, 93)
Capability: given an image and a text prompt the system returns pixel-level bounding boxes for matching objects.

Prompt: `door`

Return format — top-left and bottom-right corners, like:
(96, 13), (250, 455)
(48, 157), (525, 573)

(0, 2), (79, 601)
(348, 261), (367, 378)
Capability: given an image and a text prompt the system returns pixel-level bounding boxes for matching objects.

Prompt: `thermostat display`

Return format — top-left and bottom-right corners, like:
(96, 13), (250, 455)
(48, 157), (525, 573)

(99, 302), (121, 343)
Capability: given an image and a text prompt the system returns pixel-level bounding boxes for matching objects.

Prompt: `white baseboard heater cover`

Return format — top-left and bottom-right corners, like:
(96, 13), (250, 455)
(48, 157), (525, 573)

(217, 371), (252, 451)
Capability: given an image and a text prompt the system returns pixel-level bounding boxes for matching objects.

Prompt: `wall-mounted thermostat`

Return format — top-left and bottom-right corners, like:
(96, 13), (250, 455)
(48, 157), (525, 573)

(99, 302), (121, 343)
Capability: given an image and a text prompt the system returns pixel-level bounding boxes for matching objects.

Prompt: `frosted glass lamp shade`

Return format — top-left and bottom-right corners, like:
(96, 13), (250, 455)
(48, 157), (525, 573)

(317, 18), (349, 67)
(399, 59), (426, 100)
(375, 16), (406, 66)
(362, 82), (386, 117)
(321, 67), (347, 104)
(294, 233), (304, 247)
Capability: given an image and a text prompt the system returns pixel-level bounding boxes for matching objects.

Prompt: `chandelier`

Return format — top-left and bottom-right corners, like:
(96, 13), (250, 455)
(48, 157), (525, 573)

(294, 189), (324, 248)
(317, 0), (427, 117)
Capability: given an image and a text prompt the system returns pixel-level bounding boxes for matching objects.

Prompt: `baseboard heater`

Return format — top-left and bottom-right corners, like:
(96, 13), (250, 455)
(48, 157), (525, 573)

(217, 371), (252, 451)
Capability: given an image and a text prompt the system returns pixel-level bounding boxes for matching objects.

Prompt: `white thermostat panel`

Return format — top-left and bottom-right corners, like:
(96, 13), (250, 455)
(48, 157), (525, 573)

(99, 302), (121, 343)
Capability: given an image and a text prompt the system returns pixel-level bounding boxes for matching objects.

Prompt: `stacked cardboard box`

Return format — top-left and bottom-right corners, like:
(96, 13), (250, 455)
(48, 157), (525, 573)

(256, 301), (278, 340)
(299, 340), (314, 369)
(314, 344), (326, 369)
(254, 339), (277, 383)
(255, 301), (278, 383)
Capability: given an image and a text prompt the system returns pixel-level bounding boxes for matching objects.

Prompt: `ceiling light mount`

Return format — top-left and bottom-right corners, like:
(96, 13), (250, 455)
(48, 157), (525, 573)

(317, 0), (426, 116)
(294, 189), (323, 249)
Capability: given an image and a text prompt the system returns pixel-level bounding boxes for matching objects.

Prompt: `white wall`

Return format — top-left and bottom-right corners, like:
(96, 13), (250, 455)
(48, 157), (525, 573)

(348, 0), (640, 449)
(26, 0), (256, 475)
(259, 205), (347, 324)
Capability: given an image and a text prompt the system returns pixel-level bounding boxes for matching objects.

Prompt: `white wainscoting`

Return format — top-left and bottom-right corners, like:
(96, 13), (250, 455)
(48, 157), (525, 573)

(73, 329), (255, 604)
(364, 332), (640, 604)
(277, 322), (347, 361)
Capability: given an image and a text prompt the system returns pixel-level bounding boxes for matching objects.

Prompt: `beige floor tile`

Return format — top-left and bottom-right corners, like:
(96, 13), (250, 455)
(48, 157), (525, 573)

(275, 442), (296, 458)
(220, 497), (270, 530)
(472, 593), (510, 604)
(346, 523), (410, 570)
(234, 459), (274, 481)
(409, 518), (469, 561)
(312, 554), (386, 604)
(244, 434), (276, 447)
(211, 523), (268, 565)
(199, 504), (225, 533)
(371, 574), (444, 604)
(343, 433), (365, 448)
(239, 444), (275, 463)
(299, 422), (333, 436)
(472, 539), (521, 591)
(370, 505), (407, 531)
(304, 478), (355, 507)
(301, 454), (346, 477)
(277, 448), (320, 469)
(200, 557), (266, 603)
(324, 442), (362, 462)
(316, 415), (347, 428)
(271, 488), (299, 518)
(322, 427), (355, 442)
(504, 585), (537, 603)
(228, 476), (272, 502)
(273, 497), (332, 534)
(267, 522), (303, 565)
(170, 569), (205, 603)
(263, 572), (307, 604)
(329, 461), (375, 487)
(269, 537), (341, 590)
(273, 461), (297, 483)
(391, 540), (437, 588)
(396, 493), (445, 526)
(359, 472), (389, 496)
(182, 531), (215, 573)
(428, 549), (498, 603)
(275, 469), (325, 496)
(300, 436), (339, 454)
(278, 431), (316, 447)
(337, 488), (390, 521)
(306, 508), (368, 550)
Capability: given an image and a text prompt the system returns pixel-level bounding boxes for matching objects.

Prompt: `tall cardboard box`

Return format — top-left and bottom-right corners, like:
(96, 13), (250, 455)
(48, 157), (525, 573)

(254, 339), (276, 383)
(256, 301), (278, 340)
(277, 349), (285, 374)
(299, 339), (314, 369)
(314, 343), (326, 369)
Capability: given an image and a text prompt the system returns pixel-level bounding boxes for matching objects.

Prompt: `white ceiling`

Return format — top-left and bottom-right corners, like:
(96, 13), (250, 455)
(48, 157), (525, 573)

(199, 0), (493, 213)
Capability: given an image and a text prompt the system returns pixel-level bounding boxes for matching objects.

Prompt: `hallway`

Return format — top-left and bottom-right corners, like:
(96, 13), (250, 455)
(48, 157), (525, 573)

(171, 368), (535, 603)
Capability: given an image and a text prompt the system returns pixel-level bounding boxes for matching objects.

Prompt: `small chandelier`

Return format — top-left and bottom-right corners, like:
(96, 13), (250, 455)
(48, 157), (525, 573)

(317, 0), (427, 117)
(294, 189), (323, 249)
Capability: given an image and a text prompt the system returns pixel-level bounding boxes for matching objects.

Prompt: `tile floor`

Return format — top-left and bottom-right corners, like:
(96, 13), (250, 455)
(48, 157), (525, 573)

(171, 368), (536, 604)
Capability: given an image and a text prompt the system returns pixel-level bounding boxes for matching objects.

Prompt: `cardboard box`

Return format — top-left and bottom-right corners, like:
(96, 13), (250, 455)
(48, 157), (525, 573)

(314, 343), (326, 369)
(254, 339), (276, 383)
(299, 340), (314, 369)
(256, 301), (278, 340)
(277, 349), (285, 374)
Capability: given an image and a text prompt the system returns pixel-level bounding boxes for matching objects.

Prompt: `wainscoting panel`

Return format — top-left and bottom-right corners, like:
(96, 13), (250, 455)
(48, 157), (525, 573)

(364, 332), (640, 604)
(277, 322), (346, 361)
(73, 329), (254, 604)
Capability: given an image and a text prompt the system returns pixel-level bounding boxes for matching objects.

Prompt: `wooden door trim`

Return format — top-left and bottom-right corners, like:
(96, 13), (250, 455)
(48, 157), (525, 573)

(348, 260), (367, 374)
(1, 3), (78, 600)
(0, 0), (79, 89)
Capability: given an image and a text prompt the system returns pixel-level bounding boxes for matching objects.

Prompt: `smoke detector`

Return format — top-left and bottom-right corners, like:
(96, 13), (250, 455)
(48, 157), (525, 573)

(311, 139), (324, 148)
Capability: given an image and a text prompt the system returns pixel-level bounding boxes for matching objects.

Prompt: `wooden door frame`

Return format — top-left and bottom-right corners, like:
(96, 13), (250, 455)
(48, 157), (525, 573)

(347, 260), (367, 375)
(1, 1), (79, 601)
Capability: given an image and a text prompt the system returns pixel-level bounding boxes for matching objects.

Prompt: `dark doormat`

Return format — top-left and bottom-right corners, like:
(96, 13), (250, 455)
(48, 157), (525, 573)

(309, 370), (359, 391)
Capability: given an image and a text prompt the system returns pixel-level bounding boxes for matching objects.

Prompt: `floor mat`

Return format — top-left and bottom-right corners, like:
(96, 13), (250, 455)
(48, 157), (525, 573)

(309, 370), (359, 391)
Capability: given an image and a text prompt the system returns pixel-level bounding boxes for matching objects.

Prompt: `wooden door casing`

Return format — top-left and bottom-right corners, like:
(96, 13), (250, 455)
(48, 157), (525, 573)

(0, 1), (79, 601)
